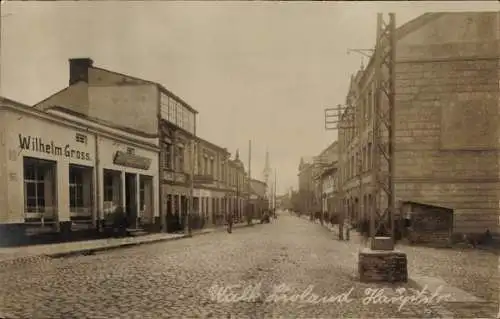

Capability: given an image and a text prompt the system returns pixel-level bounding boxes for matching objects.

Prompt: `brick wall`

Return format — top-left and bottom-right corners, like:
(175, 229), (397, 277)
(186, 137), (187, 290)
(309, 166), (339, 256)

(394, 12), (500, 234)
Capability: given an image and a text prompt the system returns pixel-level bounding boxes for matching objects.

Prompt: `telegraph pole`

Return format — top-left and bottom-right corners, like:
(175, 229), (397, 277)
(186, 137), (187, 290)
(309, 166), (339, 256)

(372, 13), (397, 245)
(274, 169), (277, 213)
(325, 14), (397, 249)
(325, 104), (355, 240)
(186, 138), (195, 237)
(247, 140), (252, 225)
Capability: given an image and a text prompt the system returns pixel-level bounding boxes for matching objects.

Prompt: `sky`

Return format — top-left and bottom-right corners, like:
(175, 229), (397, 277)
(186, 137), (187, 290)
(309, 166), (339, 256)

(1, 1), (497, 194)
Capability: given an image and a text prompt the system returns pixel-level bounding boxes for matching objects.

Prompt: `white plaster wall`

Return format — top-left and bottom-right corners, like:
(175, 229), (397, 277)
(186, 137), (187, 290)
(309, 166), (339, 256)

(0, 110), (7, 222)
(97, 136), (159, 220)
(2, 109), (96, 223)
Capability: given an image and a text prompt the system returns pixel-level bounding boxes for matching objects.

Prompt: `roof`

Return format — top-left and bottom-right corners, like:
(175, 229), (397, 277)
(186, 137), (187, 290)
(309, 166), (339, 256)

(196, 136), (230, 154)
(319, 165), (338, 178)
(91, 66), (199, 114)
(400, 200), (454, 212)
(251, 179), (267, 186)
(301, 156), (314, 164)
(341, 13), (446, 119)
(358, 12), (445, 86)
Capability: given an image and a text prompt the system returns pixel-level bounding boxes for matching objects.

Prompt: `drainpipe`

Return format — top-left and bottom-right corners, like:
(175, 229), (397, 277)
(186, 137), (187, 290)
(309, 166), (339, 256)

(94, 132), (101, 232)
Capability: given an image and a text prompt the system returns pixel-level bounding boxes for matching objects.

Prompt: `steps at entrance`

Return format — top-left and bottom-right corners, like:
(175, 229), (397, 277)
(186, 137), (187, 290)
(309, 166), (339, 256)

(127, 228), (148, 237)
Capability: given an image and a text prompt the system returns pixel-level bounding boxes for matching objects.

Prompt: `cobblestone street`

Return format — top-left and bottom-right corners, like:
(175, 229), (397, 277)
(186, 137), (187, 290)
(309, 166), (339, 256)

(0, 212), (497, 318)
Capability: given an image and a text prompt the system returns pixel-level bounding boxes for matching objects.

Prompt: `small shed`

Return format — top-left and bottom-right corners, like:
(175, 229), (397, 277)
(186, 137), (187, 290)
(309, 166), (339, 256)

(400, 201), (454, 247)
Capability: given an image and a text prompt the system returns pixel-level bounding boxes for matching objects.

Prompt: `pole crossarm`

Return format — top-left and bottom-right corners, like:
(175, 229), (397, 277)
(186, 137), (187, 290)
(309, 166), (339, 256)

(347, 48), (375, 58)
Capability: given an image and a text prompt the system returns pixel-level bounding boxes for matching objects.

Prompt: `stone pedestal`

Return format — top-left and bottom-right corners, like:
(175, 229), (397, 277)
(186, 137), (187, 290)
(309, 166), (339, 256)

(371, 236), (394, 250)
(358, 248), (408, 283)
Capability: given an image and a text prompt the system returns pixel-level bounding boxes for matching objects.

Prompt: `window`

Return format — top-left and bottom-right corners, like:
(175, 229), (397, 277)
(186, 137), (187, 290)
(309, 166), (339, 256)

(168, 98), (174, 121)
(210, 159), (214, 176)
(367, 143), (372, 170)
(140, 179), (145, 211)
(127, 147), (135, 155)
(178, 104), (184, 128)
(76, 133), (87, 144)
(363, 147), (367, 172)
(177, 146), (185, 172)
(183, 108), (189, 130)
(24, 162), (46, 213)
(69, 167), (84, 210)
(173, 101), (178, 124)
(103, 172), (114, 202)
(163, 143), (172, 169)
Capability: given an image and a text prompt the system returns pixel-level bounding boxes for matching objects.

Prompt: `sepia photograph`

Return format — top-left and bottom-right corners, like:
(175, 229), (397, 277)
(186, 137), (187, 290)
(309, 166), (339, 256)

(0, 0), (499, 318)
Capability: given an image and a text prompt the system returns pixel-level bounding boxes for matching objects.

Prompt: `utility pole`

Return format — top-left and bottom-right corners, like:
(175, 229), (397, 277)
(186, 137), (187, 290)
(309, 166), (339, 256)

(325, 13), (396, 249)
(372, 13), (397, 246)
(325, 104), (354, 240)
(186, 138), (195, 237)
(236, 166), (240, 222)
(274, 169), (277, 213)
(247, 140), (252, 225)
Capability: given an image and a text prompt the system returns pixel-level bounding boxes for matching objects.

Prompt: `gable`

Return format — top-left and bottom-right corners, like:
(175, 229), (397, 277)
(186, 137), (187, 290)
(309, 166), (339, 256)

(397, 12), (499, 61)
(89, 67), (153, 86)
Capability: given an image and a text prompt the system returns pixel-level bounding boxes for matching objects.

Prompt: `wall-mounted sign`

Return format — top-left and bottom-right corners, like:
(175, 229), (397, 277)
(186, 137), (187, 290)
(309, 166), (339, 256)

(193, 174), (214, 184)
(113, 151), (151, 170)
(18, 134), (91, 161)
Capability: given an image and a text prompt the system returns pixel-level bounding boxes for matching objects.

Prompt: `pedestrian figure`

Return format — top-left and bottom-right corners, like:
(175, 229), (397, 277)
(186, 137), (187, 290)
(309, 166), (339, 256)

(361, 219), (370, 247)
(227, 211), (233, 233)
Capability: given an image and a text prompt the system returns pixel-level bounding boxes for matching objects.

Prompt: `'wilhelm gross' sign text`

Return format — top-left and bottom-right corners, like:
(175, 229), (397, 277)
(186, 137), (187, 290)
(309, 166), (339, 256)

(18, 134), (91, 161)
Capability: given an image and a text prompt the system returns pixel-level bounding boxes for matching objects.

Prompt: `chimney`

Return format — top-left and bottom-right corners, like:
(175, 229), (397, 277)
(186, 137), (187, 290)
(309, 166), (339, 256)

(69, 58), (93, 85)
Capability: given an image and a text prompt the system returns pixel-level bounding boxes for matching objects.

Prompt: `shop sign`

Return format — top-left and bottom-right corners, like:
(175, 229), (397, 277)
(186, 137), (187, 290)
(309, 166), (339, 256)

(164, 171), (175, 182)
(193, 174), (214, 184)
(18, 134), (91, 161)
(163, 171), (187, 183)
(175, 172), (186, 183)
(113, 151), (151, 170)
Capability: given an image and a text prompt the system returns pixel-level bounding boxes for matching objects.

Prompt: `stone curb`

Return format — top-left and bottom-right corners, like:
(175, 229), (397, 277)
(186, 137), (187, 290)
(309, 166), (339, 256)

(49, 222), (260, 258)
(0, 222), (262, 266)
(48, 234), (189, 258)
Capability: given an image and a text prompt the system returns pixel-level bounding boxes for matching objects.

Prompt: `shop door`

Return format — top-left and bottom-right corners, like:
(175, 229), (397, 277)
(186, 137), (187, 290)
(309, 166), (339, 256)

(125, 173), (137, 228)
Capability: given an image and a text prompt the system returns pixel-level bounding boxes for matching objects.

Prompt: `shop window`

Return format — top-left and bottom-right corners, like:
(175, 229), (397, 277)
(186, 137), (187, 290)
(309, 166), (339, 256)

(23, 157), (56, 215)
(69, 167), (84, 211)
(103, 172), (114, 202)
(140, 179), (145, 211)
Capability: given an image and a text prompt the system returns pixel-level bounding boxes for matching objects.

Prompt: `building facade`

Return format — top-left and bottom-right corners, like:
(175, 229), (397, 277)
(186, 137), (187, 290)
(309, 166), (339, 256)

(338, 12), (500, 234)
(34, 58), (198, 232)
(312, 142), (339, 219)
(0, 97), (160, 237)
(297, 157), (315, 214)
(319, 166), (339, 221)
(226, 151), (247, 222)
(191, 139), (247, 225)
(249, 179), (268, 219)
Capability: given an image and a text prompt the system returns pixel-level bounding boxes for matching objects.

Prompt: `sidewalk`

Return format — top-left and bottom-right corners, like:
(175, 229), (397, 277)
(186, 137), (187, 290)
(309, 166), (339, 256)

(0, 221), (260, 267)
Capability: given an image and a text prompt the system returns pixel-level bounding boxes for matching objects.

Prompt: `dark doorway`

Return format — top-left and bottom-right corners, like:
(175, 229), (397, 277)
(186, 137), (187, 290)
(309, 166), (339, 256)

(125, 173), (137, 229)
